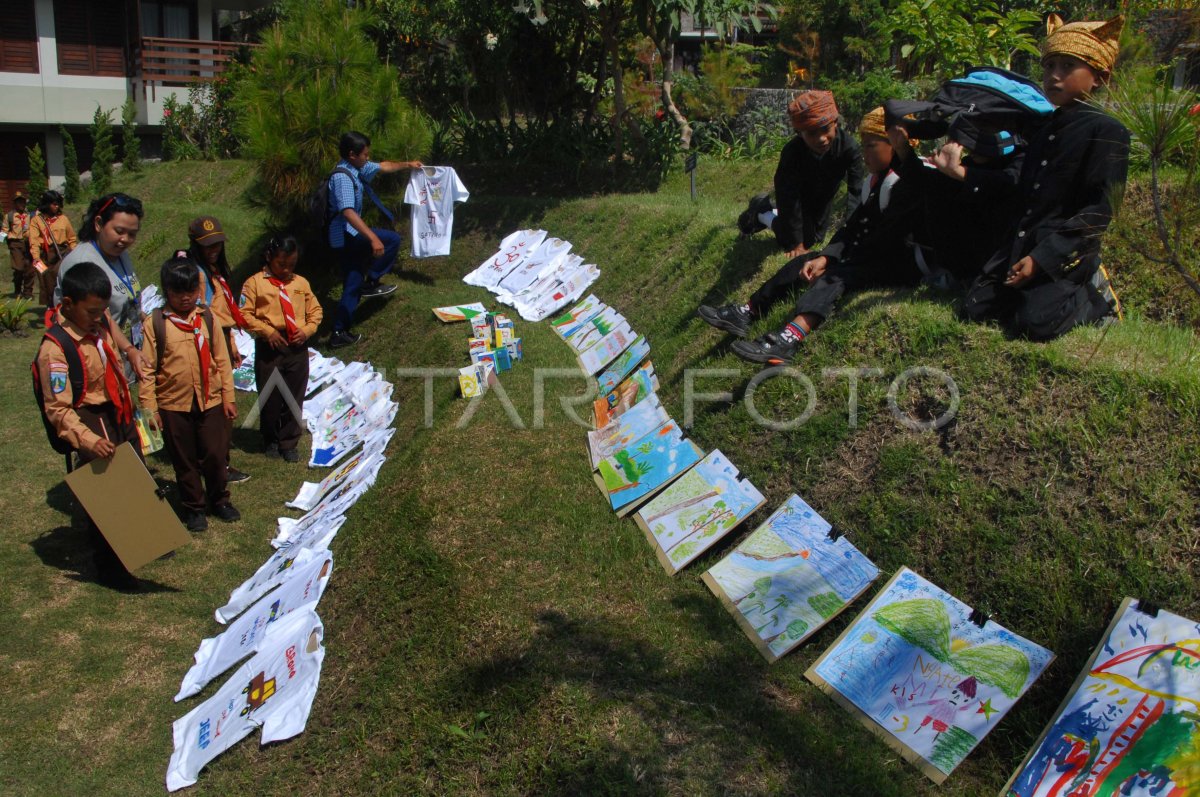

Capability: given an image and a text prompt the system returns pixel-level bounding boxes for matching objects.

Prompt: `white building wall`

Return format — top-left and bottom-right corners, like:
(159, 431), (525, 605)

(0, 0), (130, 127)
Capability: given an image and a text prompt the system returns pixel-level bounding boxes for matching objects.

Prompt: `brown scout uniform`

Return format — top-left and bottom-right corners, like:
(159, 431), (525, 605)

(28, 212), (78, 305)
(239, 270), (322, 452)
(139, 307), (236, 513)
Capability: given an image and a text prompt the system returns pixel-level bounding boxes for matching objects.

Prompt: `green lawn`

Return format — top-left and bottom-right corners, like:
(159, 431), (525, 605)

(0, 158), (1197, 796)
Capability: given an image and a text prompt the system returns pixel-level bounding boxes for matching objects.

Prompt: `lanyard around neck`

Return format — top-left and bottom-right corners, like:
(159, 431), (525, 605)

(91, 241), (137, 298)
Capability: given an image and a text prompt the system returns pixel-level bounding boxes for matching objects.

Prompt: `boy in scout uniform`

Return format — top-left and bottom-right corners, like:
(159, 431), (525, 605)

(140, 255), (240, 533)
(34, 262), (140, 589)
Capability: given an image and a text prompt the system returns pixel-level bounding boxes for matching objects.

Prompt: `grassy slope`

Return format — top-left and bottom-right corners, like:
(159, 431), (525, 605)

(0, 158), (1196, 796)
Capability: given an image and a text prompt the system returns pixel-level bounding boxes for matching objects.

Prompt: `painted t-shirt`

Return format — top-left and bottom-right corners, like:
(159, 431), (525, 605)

(176, 553), (333, 701)
(166, 608), (326, 791)
(404, 166), (470, 257)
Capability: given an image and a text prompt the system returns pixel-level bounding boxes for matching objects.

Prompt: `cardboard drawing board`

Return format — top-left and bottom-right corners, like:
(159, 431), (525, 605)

(1001, 597), (1200, 797)
(65, 442), (191, 571)
(805, 567), (1054, 785)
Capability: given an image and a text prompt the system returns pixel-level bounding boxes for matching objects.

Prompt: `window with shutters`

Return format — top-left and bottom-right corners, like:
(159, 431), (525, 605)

(0, 0), (40, 73)
(54, 0), (128, 77)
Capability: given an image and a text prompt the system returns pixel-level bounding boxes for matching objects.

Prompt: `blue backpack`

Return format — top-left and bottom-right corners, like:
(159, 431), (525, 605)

(885, 66), (1054, 156)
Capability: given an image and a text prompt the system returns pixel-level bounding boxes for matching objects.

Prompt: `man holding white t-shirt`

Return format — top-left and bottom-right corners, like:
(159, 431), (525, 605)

(326, 131), (422, 349)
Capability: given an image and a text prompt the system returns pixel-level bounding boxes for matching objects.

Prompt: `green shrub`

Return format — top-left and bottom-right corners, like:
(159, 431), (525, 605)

(162, 95), (202, 161)
(121, 98), (142, 173)
(89, 107), (115, 197)
(25, 143), (48, 200)
(61, 126), (81, 202)
(825, 69), (929, 129)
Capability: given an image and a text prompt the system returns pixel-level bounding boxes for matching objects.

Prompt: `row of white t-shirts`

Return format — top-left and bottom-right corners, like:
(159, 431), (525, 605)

(464, 229), (601, 321)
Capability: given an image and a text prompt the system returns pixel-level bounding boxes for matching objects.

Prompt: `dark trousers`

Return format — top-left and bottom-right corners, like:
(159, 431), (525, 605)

(334, 227), (401, 332)
(7, 239), (33, 299)
(963, 269), (1108, 342)
(255, 340), (309, 451)
(751, 253), (921, 323)
(74, 403), (141, 578)
(750, 252), (823, 316)
(37, 260), (60, 306)
(160, 401), (230, 513)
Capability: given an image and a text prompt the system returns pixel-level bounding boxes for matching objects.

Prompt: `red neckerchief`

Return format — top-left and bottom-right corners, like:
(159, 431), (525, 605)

(84, 329), (134, 425)
(211, 272), (247, 328)
(266, 276), (300, 340)
(164, 311), (212, 402)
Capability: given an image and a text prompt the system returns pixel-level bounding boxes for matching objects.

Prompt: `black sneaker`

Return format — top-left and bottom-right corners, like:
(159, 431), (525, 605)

(183, 510), (208, 533)
(360, 281), (397, 300)
(697, 304), (752, 337)
(280, 448), (301, 463)
(212, 503), (241, 523)
(731, 331), (800, 365)
(328, 330), (362, 349)
(226, 466), (251, 484)
(737, 193), (771, 236)
(263, 442), (281, 459)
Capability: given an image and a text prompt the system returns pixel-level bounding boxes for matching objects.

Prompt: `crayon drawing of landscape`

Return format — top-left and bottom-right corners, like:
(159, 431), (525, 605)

(808, 567), (1054, 783)
(636, 450), (764, 574)
(587, 395), (668, 469)
(1006, 598), (1200, 797)
(594, 422), (702, 515)
(703, 495), (879, 662)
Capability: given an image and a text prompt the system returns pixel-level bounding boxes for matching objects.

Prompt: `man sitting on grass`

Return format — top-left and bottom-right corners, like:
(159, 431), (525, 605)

(736, 90), (864, 258)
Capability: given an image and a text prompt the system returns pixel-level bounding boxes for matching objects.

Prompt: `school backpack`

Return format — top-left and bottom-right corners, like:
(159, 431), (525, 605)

(31, 324), (87, 458)
(307, 167), (354, 238)
(884, 66), (1055, 156)
(150, 307), (216, 375)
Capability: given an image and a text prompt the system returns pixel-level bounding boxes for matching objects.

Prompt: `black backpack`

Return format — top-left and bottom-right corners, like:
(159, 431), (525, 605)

(307, 166), (354, 236)
(885, 66), (1054, 156)
(31, 324), (87, 459)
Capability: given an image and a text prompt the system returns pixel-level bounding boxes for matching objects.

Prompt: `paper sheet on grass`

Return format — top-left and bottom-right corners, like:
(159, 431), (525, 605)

(593, 421), (703, 517)
(636, 449), (765, 575)
(587, 393), (668, 468)
(806, 567), (1054, 784)
(1003, 597), (1200, 797)
(550, 294), (605, 339)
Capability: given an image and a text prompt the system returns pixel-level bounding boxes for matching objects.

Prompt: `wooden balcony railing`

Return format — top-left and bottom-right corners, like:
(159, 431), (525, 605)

(133, 37), (252, 85)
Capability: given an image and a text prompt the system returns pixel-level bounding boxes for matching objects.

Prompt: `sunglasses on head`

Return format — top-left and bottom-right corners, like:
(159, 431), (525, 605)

(96, 193), (141, 216)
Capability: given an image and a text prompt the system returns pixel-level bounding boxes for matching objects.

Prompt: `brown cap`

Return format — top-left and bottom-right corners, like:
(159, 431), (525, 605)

(788, 90), (839, 131)
(1041, 13), (1123, 73)
(188, 215), (226, 244)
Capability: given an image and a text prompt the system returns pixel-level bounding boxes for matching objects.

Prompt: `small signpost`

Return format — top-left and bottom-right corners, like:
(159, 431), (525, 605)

(685, 153), (698, 200)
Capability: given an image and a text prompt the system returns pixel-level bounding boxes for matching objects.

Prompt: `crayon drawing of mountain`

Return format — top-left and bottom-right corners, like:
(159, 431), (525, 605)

(704, 494), (879, 662)
(635, 450), (765, 574)
(551, 294), (605, 339)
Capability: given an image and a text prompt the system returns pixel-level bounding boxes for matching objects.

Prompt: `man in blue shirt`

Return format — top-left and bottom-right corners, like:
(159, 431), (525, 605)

(327, 131), (423, 348)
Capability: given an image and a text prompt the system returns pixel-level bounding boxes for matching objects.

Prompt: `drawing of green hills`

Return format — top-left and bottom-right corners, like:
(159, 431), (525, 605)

(737, 528), (793, 559)
(873, 598), (1031, 698)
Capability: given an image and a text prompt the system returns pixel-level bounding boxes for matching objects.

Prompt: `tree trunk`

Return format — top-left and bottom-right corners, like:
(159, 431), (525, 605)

(606, 12), (626, 168)
(660, 41), (693, 149)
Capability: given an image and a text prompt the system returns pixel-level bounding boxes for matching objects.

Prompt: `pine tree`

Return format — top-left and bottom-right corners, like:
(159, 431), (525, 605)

(89, 107), (115, 197)
(61, 126), (82, 203)
(121, 98), (142, 173)
(25, 144), (48, 200)
(236, 0), (430, 225)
